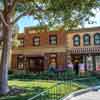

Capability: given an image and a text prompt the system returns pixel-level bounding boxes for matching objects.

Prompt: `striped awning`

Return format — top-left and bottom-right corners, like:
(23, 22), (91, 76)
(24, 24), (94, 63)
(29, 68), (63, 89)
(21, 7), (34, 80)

(71, 47), (100, 54)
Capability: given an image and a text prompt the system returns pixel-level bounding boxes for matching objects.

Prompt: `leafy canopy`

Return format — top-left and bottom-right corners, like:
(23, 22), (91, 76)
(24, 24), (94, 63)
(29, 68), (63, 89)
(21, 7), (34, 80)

(0, 0), (99, 30)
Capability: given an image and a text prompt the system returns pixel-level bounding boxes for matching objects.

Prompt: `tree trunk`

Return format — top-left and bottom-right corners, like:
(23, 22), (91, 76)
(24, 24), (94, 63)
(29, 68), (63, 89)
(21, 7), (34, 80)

(0, 24), (12, 94)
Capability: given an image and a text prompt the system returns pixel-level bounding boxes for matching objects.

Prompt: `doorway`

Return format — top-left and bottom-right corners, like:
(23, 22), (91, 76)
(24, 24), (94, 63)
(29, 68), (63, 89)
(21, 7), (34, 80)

(27, 56), (44, 72)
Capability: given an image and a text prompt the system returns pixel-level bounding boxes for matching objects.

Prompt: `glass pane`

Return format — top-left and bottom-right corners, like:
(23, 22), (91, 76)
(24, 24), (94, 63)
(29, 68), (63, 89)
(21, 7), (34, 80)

(51, 37), (56, 40)
(95, 40), (100, 44)
(34, 42), (39, 45)
(51, 41), (56, 44)
(34, 38), (39, 41)
(75, 37), (79, 41)
(75, 41), (79, 45)
(95, 35), (100, 39)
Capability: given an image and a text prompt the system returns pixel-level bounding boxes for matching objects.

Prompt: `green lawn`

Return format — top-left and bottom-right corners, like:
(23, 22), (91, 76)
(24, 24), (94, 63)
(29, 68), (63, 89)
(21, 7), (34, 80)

(0, 71), (100, 100)
(0, 79), (82, 100)
(0, 80), (56, 100)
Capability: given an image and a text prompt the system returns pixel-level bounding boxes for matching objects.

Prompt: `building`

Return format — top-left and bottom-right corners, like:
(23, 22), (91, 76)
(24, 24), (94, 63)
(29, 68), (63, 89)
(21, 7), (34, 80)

(67, 27), (100, 71)
(11, 27), (100, 73)
(12, 27), (66, 72)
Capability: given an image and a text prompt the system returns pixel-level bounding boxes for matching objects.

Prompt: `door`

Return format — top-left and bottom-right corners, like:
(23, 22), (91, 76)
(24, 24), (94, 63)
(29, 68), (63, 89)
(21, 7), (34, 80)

(28, 57), (44, 72)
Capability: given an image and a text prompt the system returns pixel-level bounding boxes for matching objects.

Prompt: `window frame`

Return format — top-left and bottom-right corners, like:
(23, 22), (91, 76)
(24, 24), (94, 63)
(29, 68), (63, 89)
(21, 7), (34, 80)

(94, 33), (100, 45)
(83, 34), (90, 46)
(49, 34), (57, 45)
(73, 35), (80, 46)
(33, 36), (40, 46)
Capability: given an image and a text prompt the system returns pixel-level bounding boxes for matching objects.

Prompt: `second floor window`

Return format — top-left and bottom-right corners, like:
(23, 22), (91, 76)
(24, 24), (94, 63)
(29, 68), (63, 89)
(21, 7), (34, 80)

(83, 34), (90, 45)
(73, 35), (80, 46)
(49, 35), (57, 45)
(94, 33), (100, 45)
(33, 36), (40, 46)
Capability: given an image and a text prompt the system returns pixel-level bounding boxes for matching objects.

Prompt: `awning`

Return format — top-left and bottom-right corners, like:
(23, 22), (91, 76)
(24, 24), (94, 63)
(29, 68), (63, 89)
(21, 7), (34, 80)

(71, 47), (100, 54)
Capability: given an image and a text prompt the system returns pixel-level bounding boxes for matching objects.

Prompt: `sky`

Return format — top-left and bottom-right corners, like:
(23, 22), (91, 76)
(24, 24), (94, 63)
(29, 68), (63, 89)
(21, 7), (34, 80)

(17, 11), (100, 33)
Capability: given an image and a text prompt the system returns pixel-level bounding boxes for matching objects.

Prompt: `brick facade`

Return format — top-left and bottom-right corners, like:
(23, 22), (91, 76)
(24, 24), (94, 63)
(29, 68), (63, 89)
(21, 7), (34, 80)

(12, 27), (66, 72)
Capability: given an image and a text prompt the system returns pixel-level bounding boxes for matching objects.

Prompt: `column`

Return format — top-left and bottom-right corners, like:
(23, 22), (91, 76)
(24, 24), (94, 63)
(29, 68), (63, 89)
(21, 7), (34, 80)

(92, 55), (96, 71)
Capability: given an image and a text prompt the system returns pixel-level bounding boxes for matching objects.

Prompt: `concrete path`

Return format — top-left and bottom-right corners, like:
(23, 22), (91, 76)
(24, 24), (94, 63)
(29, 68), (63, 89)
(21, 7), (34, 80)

(70, 91), (100, 100)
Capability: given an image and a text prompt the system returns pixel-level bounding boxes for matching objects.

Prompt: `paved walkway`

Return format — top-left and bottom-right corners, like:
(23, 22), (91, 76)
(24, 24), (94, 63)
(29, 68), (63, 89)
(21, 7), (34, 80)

(70, 91), (100, 100)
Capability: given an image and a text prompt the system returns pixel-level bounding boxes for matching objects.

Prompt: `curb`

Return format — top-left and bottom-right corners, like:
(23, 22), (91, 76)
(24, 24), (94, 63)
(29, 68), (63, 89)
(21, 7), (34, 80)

(61, 85), (100, 100)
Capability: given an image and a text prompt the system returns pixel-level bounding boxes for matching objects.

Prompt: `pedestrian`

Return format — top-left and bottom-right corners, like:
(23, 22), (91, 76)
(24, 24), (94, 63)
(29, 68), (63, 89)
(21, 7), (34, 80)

(74, 60), (79, 75)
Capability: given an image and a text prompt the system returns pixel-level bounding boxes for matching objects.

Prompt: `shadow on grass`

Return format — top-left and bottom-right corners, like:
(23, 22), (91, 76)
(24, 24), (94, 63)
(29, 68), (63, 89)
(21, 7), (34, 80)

(0, 87), (46, 100)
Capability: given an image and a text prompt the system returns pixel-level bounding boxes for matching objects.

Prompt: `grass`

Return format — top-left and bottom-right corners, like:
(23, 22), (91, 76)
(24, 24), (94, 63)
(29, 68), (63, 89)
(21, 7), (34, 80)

(1, 71), (100, 100)
(0, 79), (83, 100)
(1, 79), (58, 100)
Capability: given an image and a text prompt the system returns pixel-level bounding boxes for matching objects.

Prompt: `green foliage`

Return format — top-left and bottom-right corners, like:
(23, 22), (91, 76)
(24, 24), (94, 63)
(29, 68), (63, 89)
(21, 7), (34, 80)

(12, 34), (20, 48)
(0, 0), (99, 30)
(13, 0), (99, 30)
(8, 70), (13, 75)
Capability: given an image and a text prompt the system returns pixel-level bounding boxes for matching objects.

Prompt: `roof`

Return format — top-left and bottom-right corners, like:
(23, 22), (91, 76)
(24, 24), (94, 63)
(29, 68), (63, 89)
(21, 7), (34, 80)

(67, 27), (100, 33)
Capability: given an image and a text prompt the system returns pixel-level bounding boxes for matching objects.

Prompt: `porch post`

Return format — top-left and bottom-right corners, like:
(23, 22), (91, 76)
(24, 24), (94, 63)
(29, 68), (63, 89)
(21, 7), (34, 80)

(92, 55), (96, 71)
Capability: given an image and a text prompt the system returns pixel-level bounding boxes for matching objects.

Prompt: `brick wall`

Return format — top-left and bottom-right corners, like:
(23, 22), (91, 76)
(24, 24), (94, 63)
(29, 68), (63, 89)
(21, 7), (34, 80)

(18, 28), (66, 48)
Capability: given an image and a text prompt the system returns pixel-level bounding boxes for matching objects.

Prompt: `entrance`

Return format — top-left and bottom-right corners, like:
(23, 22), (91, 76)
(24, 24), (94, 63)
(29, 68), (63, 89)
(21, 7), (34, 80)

(71, 55), (80, 75)
(27, 56), (44, 72)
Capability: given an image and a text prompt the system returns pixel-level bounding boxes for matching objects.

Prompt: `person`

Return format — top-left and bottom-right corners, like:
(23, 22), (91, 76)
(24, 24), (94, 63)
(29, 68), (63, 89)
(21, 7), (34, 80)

(48, 59), (56, 73)
(79, 63), (85, 75)
(74, 60), (79, 75)
(67, 63), (73, 71)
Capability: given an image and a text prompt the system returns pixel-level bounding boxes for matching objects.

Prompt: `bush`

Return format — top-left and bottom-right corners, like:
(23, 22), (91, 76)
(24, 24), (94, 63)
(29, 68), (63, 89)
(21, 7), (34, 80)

(8, 70), (13, 74)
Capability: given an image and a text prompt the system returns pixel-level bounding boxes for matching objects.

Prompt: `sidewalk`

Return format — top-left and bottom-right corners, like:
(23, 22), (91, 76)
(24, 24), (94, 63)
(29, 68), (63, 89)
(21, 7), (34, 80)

(70, 91), (100, 100)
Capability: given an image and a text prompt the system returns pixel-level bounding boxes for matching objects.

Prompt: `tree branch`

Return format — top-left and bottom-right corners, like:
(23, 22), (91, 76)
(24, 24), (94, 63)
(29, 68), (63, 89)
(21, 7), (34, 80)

(11, 11), (29, 25)
(10, 0), (17, 15)
(0, 11), (8, 27)
(3, 0), (8, 9)
(11, 8), (46, 24)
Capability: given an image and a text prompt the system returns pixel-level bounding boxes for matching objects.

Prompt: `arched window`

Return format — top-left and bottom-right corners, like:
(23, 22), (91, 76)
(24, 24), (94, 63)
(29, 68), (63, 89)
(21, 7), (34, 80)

(83, 34), (90, 45)
(73, 35), (80, 46)
(94, 33), (100, 45)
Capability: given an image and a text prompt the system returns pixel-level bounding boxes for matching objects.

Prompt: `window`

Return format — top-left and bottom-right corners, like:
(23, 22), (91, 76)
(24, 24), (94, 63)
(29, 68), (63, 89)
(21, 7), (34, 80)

(17, 55), (24, 70)
(19, 38), (24, 47)
(94, 33), (100, 45)
(83, 34), (90, 45)
(73, 35), (80, 46)
(33, 36), (40, 46)
(49, 35), (57, 45)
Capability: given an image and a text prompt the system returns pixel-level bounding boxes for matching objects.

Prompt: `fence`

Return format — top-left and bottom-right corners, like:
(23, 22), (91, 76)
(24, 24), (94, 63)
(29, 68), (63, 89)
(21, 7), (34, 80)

(24, 69), (99, 100)
(28, 81), (76, 100)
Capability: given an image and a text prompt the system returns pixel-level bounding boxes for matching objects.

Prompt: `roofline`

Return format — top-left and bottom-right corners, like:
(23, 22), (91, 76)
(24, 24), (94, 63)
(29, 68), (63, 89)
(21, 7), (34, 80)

(23, 26), (100, 34)
(67, 26), (100, 33)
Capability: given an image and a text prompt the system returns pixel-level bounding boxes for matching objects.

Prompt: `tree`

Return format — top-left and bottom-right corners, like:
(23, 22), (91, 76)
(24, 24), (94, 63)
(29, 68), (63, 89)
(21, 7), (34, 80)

(0, 0), (98, 94)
